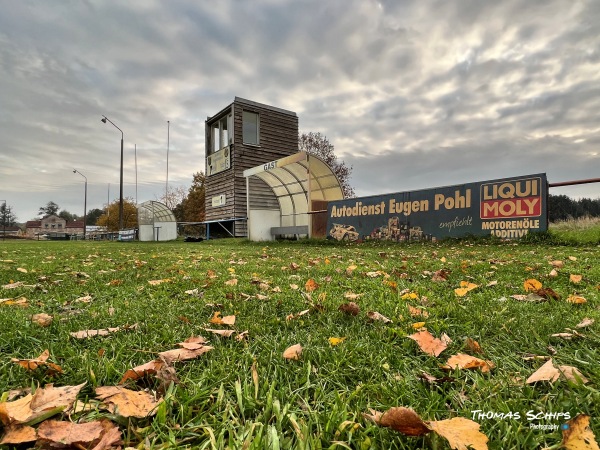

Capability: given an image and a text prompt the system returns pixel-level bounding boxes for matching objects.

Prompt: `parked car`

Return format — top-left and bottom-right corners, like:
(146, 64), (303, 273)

(329, 223), (359, 241)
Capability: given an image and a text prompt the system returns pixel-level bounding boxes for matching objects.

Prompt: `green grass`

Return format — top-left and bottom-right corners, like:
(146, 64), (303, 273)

(1, 235), (599, 449)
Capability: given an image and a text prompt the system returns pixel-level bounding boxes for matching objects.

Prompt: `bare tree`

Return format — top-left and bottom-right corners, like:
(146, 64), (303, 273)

(299, 132), (355, 198)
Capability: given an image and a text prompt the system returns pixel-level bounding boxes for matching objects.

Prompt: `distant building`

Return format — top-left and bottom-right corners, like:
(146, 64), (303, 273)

(25, 215), (84, 238)
(0, 226), (21, 237)
(205, 97), (299, 237)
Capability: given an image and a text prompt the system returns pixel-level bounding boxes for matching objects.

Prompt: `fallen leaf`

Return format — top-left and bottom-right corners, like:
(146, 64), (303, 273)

(339, 302), (360, 316)
(570, 274), (583, 284)
(432, 269), (450, 282)
(69, 324), (138, 339)
(562, 414), (600, 450)
(524, 279), (542, 292)
(224, 278), (238, 286)
(0, 425), (37, 445)
(408, 305), (429, 318)
(366, 271), (384, 278)
(412, 321), (426, 329)
(177, 336), (208, 349)
(328, 337), (346, 346)
(11, 350), (63, 375)
(526, 358), (588, 384)
(551, 332), (583, 340)
(203, 328), (236, 337)
(443, 353), (494, 373)
(32, 313), (53, 327)
(510, 293), (546, 302)
(427, 417), (489, 450)
(534, 287), (561, 300)
(550, 260), (564, 268)
(289, 284), (299, 290)
(256, 293), (268, 300)
(367, 311), (392, 323)
(455, 281), (478, 297)
(0, 297), (29, 307)
(158, 345), (214, 364)
(465, 338), (482, 354)
(567, 295), (587, 304)
(96, 386), (162, 418)
(344, 292), (362, 300)
(345, 265), (357, 276)
(549, 268), (559, 277)
(408, 329), (449, 357)
(74, 295), (93, 303)
(148, 279), (170, 286)
(418, 371), (456, 385)
(283, 344), (302, 360)
(305, 279), (319, 292)
(36, 420), (113, 447)
(576, 318), (594, 328)
(286, 309), (310, 321)
(119, 359), (165, 384)
(2, 281), (24, 289)
(209, 312), (236, 325)
(363, 407), (430, 436)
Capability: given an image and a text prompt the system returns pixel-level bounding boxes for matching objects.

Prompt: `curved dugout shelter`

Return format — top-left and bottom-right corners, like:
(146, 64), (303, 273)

(137, 201), (177, 241)
(243, 151), (344, 241)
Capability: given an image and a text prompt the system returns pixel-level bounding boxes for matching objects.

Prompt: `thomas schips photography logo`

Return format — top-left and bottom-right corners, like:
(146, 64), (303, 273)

(470, 409), (571, 431)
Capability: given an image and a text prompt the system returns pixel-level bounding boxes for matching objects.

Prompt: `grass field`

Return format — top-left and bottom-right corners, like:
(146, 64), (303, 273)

(0, 227), (599, 449)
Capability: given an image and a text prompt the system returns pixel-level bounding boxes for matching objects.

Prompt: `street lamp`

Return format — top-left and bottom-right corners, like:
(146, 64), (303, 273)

(0, 200), (6, 241)
(72, 169), (87, 240)
(101, 115), (124, 231)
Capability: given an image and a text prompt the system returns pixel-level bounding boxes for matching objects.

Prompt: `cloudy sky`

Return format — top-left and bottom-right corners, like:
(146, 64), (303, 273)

(1, 0), (599, 222)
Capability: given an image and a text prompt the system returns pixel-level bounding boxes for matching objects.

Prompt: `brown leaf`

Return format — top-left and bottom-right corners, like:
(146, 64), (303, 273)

(37, 420), (104, 446)
(305, 279), (319, 292)
(510, 293), (546, 302)
(367, 311), (392, 323)
(119, 359), (165, 384)
(570, 274), (583, 284)
(158, 345), (214, 364)
(427, 417), (489, 450)
(408, 305), (429, 318)
(443, 353), (494, 373)
(70, 323), (138, 339)
(0, 297), (29, 307)
(96, 386), (162, 418)
(177, 336), (208, 349)
(364, 407), (430, 436)
(418, 371), (456, 385)
(562, 414), (600, 450)
(534, 287), (561, 300)
(286, 309), (310, 321)
(31, 382), (86, 412)
(224, 278), (238, 286)
(465, 338), (482, 354)
(526, 358), (561, 383)
(339, 302), (360, 316)
(344, 292), (363, 300)
(283, 344), (302, 360)
(11, 350), (63, 375)
(209, 311), (236, 325)
(32, 313), (53, 327)
(432, 269), (450, 282)
(2, 281), (24, 289)
(148, 279), (170, 286)
(408, 329), (449, 357)
(550, 260), (564, 268)
(345, 265), (357, 276)
(0, 425), (37, 445)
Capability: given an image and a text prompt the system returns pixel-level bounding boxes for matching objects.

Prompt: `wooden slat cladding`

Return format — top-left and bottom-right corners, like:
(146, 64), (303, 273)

(205, 98), (298, 236)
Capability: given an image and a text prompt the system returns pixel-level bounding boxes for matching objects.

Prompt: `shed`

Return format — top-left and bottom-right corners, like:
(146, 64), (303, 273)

(243, 151), (344, 241)
(137, 201), (177, 241)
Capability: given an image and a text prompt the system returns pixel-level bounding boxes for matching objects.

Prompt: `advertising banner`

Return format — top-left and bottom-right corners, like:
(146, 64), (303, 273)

(326, 174), (547, 242)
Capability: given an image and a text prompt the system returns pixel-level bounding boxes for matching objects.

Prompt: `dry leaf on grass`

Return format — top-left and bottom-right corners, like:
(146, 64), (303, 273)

(550, 260), (564, 268)
(567, 295), (587, 304)
(0, 382), (86, 426)
(36, 419), (122, 449)
(305, 279), (319, 292)
(576, 318), (594, 328)
(524, 278), (543, 291)
(465, 338), (482, 353)
(224, 278), (238, 286)
(345, 265), (357, 276)
(408, 305), (429, 318)
(562, 414), (600, 450)
(177, 336), (208, 349)
(11, 350), (63, 375)
(148, 279), (171, 286)
(569, 274), (583, 284)
(209, 311), (236, 325)
(363, 407), (429, 436)
(339, 302), (360, 316)
(203, 328), (236, 337)
(70, 323), (138, 339)
(0, 425), (37, 445)
(427, 417), (489, 450)
(534, 287), (561, 300)
(32, 313), (53, 327)
(443, 353), (494, 373)
(367, 311), (392, 323)
(454, 281), (478, 297)
(408, 330), (450, 357)
(510, 293), (545, 302)
(96, 386), (162, 418)
(283, 344), (302, 360)
(0, 297), (29, 307)
(526, 358), (588, 384)
(158, 345), (214, 365)
(119, 359), (165, 384)
(328, 337), (346, 346)
(2, 281), (24, 289)
(344, 292), (363, 300)
(418, 371), (455, 385)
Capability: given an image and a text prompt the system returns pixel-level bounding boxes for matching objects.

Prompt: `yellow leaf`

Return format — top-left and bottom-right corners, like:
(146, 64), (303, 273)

(524, 279), (542, 292)
(567, 295), (587, 304)
(401, 292), (419, 300)
(562, 414), (600, 450)
(427, 417), (489, 450)
(227, 267), (235, 274)
(95, 386), (162, 418)
(412, 322), (426, 329)
(17, 268), (28, 273)
(455, 282), (478, 296)
(328, 337), (346, 346)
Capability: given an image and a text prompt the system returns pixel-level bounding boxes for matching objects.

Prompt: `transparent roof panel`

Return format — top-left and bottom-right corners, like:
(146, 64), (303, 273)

(137, 201), (176, 225)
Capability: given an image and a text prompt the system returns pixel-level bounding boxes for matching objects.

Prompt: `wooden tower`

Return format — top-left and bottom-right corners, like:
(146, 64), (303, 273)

(205, 97), (298, 237)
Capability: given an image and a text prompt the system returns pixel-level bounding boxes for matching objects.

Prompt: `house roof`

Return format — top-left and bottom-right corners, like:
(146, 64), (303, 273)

(66, 221), (84, 228)
(26, 221), (42, 227)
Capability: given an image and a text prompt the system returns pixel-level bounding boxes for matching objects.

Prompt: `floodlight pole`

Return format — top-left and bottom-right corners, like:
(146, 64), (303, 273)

(166, 120), (170, 205)
(72, 170), (87, 240)
(101, 115), (124, 231)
